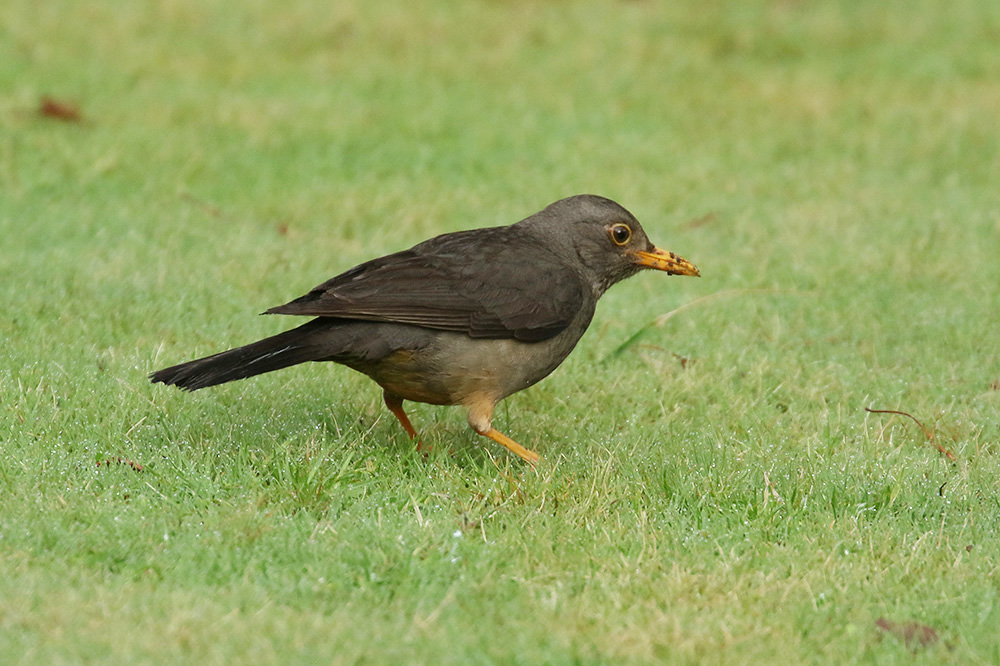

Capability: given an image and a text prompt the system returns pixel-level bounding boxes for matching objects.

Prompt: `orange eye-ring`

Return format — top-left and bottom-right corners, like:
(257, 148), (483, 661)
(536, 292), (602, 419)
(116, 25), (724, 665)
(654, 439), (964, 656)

(610, 223), (631, 245)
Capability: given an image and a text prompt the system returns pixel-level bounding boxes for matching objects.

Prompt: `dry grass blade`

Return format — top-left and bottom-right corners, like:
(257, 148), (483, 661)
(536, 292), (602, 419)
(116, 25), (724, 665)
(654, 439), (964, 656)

(865, 407), (957, 461)
(603, 288), (802, 362)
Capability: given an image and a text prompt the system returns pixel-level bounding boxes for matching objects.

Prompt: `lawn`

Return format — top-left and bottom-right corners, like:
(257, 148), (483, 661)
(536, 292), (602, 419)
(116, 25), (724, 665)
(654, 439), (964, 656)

(2, 0), (999, 663)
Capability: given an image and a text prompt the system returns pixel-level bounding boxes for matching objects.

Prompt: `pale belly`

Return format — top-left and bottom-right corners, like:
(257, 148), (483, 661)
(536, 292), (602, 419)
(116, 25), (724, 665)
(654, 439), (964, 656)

(339, 315), (591, 407)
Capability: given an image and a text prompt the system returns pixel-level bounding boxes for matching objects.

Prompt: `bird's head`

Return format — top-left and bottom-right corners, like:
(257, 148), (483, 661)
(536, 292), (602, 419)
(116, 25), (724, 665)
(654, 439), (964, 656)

(520, 194), (700, 295)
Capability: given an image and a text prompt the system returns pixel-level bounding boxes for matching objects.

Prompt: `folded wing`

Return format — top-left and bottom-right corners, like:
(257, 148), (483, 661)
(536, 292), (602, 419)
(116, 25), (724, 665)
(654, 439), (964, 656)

(265, 227), (586, 342)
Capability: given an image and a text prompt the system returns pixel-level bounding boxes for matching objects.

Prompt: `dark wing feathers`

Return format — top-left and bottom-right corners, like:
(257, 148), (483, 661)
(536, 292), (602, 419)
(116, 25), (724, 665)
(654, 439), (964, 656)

(265, 227), (585, 341)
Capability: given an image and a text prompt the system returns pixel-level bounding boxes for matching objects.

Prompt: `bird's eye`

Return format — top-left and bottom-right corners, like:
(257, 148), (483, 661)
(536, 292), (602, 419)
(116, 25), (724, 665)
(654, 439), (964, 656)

(610, 224), (632, 246)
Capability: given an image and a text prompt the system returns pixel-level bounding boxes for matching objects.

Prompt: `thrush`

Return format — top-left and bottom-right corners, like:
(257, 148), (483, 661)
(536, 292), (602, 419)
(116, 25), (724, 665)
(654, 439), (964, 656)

(150, 194), (699, 464)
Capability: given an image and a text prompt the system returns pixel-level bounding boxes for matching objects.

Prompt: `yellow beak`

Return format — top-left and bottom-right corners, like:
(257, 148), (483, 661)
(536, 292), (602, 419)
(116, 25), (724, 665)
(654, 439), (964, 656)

(632, 247), (700, 277)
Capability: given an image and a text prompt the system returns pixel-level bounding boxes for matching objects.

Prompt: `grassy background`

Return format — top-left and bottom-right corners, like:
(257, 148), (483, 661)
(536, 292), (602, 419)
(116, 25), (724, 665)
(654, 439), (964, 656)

(2, 0), (999, 663)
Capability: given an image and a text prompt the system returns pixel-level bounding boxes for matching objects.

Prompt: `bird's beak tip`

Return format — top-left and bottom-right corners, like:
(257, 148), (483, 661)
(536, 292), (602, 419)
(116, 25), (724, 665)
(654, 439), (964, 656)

(633, 247), (700, 277)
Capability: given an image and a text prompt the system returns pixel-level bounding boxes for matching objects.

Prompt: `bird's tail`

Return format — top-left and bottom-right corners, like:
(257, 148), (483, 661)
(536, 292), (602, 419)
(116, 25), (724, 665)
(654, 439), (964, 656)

(150, 319), (332, 391)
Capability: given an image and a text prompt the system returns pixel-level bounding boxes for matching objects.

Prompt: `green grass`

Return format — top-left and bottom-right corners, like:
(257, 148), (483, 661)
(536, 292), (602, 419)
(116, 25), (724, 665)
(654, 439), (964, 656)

(2, 0), (1000, 663)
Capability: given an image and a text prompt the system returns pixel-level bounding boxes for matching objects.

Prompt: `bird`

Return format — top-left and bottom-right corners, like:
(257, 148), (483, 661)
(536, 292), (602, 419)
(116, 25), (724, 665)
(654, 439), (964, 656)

(150, 194), (699, 465)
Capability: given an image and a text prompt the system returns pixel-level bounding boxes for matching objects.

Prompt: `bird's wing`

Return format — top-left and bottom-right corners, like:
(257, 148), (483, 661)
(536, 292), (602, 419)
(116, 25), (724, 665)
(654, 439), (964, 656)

(265, 228), (588, 342)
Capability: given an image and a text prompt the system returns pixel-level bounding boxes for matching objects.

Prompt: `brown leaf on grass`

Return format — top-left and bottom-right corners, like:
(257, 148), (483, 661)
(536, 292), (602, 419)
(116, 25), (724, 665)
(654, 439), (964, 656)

(864, 407), (957, 461)
(38, 96), (83, 122)
(875, 618), (939, 651)
(96, 457), (144, 472)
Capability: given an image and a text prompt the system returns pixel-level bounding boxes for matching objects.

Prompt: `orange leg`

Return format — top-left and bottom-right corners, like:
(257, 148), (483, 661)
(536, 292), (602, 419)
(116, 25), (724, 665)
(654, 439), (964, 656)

(481, 427), (539, 467)
(383, 390), (431, 453)
(465, 398), (539, 466)
(383, 391), (417, 438)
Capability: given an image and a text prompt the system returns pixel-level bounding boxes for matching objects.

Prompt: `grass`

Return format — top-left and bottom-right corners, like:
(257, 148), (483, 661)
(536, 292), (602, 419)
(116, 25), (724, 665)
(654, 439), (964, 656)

(2, 0), (999, 663)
